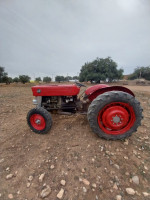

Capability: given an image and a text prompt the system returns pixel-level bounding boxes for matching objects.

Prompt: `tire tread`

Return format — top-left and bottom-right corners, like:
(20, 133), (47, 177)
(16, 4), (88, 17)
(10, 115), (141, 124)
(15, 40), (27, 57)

(87, 91), (143, 140)
(27, 107), (52, 134)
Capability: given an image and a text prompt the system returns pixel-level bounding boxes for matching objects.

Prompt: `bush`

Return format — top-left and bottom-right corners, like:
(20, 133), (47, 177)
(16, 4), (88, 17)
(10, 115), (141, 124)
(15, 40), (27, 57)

(43, 76), (51, 83)
(55, 76), (65, 82)
(13, 77), (20, 83)
(35, 77), (42, 82)
(19, 75), (31, 84)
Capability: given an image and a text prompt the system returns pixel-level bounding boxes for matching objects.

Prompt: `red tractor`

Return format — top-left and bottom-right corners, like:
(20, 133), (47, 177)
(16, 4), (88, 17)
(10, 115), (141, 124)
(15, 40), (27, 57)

(27, 82), (143, 140)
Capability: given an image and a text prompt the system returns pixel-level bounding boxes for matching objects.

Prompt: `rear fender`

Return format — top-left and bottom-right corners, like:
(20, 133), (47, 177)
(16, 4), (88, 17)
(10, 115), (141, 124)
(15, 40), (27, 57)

(85, 86), (135, 102)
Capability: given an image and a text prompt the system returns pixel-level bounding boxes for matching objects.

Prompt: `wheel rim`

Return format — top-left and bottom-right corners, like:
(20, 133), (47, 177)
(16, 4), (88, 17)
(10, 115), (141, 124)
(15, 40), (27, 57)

(30, 114), (46, 130)
(97, 102), (136, 135)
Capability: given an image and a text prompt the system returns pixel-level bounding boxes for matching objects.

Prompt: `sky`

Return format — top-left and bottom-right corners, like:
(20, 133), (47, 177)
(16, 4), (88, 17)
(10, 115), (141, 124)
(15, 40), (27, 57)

(0, 0), (150, 80)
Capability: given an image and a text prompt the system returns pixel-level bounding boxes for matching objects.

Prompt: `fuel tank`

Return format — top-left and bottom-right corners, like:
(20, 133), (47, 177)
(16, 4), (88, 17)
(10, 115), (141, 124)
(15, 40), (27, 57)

(32, 84), (80, 96)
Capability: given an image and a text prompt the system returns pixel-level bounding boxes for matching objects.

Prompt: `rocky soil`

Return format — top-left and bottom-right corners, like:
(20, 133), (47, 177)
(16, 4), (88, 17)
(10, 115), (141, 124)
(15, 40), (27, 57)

(0, 84), (150, 200)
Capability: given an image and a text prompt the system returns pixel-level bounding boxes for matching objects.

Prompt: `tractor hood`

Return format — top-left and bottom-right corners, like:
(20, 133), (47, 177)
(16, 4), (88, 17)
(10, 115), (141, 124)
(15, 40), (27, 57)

(32, 84), (80, 96)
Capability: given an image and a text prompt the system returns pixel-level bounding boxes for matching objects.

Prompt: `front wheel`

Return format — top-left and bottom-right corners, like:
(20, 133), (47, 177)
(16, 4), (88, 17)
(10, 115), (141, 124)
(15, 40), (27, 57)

(87, 91), (143, 140)
(27, 107), (52, 134)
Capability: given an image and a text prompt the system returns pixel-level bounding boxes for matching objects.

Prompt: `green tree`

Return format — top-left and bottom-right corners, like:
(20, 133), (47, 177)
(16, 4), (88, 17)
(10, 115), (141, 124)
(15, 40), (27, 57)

(2, 75), (9, 84)
(0, 66), (13, 84)
(55, 76), (65, 82)
(128, 66), (150, 81)
(64, 76), (72, 81)
(0, 66), (6, 82)
(2, 75), (13, 84)
(13, 77), (20, 82)
(79, 57), (124, 83)
(43, 76), (51, 83)
(35, 77), (42, 82)
(73, 76), (79, 80)
(8, 77), (13, 84)
(19, 75), (31, 84)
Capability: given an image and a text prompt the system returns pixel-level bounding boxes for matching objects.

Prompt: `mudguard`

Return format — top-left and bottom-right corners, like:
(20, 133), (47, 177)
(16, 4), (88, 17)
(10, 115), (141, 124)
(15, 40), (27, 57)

(85, 84), (135, 101)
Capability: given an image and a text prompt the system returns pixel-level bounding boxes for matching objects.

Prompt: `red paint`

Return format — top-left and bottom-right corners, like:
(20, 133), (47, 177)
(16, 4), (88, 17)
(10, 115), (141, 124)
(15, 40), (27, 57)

(32, 84), (80, 96)
(97, 102), (136, 135)
(85, 85), (135, 101)
(101, 105), (129, 130)
(85, 84), (109, 95)
(30, 114), (46, 130)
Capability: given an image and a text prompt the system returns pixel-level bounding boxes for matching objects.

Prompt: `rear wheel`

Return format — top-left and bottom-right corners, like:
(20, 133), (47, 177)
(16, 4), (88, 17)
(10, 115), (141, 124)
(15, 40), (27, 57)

(27, 107), (52, 134)
(87, 91), (143, 140)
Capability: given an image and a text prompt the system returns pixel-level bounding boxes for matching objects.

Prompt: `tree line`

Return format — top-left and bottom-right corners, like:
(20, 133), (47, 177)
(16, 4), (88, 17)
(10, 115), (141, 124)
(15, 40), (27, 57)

(0, 66), (79, 84)
(0, 68), (32, 84)
(128, 66), (150, 81)
(35, 76), (79, 83)
(1, 57), (150, 84)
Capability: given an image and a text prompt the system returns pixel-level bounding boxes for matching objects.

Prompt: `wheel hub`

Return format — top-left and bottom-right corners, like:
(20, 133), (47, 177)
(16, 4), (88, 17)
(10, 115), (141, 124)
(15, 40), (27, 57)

(35, 119), (41, 124)
(30, 114), (46, 130)
(112, 115), (121, 124)
(101, 105), (130, 130)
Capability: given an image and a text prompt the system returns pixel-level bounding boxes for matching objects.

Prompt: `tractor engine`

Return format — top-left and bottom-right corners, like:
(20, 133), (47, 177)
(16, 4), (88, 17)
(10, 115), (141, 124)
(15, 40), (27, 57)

(41, 96), (77, 112)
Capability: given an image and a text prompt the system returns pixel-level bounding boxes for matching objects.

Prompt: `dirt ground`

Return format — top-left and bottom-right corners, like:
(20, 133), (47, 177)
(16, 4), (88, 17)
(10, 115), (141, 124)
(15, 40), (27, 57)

(0, 84), (150, 200)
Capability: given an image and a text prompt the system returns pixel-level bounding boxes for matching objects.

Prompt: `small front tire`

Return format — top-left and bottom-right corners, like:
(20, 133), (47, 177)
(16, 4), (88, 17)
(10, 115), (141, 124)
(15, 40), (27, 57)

(27, 107), (52, 134)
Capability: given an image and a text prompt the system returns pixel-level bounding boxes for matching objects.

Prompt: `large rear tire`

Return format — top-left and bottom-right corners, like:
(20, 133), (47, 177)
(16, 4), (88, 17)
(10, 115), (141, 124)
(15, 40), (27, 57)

(27, 107), (52, 134)
(87, 91), (143, 140)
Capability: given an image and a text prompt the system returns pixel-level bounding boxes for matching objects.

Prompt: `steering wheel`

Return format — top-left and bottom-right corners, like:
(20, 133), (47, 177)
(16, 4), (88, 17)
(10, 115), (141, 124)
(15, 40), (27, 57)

(75, 82), (86, 87)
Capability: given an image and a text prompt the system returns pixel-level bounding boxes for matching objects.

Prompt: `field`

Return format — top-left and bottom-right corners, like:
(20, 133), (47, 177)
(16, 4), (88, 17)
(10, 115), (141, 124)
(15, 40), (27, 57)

(0, 84), (150, 200)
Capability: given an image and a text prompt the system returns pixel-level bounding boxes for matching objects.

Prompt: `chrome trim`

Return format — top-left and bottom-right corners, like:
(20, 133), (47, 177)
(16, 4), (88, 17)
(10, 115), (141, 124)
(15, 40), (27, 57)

(33, 96), (42, 107)
(33, 99), (38, 105)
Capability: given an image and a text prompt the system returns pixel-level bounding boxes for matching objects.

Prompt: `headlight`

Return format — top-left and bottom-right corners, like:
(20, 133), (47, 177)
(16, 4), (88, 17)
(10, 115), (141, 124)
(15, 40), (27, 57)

(33, 99), (38, 105)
